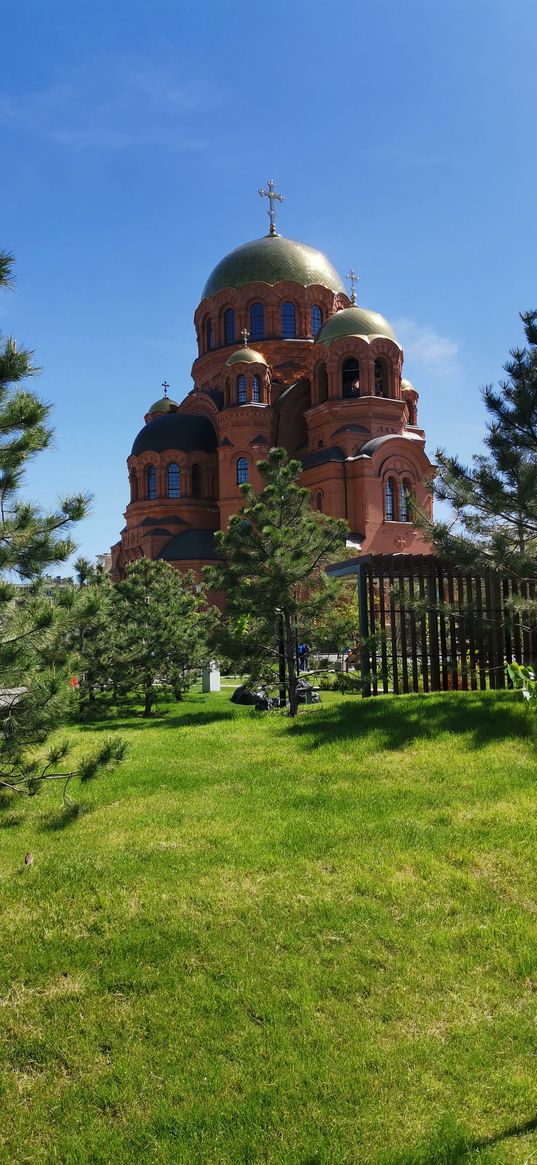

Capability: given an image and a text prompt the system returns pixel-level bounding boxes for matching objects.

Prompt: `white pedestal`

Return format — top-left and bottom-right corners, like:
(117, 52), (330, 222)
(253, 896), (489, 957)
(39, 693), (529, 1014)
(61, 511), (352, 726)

(201, 662), (221, 693)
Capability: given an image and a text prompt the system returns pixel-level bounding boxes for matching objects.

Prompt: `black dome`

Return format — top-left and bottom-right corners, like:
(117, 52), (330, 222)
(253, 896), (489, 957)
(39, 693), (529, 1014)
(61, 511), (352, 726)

(158, 529), (221, 562)
(131, 413), (217, 457)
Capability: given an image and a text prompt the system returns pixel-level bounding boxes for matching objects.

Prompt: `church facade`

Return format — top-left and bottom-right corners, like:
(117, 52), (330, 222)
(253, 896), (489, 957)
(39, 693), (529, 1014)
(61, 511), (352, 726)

(111, 187), (434, 582)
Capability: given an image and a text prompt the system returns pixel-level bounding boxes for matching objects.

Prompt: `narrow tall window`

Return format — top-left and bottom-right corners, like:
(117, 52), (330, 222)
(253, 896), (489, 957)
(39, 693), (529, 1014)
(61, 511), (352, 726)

(400, 480), (411, 522)
(311, 305), (323, 336)
(237, 375), (247, 404)
(167, 463), (180, 498)
(237, 457), (249, 485)
(316, 491), (323, 512)
(253, 374), (261, 403)
(147, 465), (157, 500)
(224, 308), (235, 345)
(385, 477), (395, 522)
(375, 359), (389, 398)
(191, 463), (201, 497)
(205, 318), (213, 351)
(250, 302), (264, 340)
(130, 473), (138, 502)
(281, 301), (296, 338)
(342, 358), (360, 398)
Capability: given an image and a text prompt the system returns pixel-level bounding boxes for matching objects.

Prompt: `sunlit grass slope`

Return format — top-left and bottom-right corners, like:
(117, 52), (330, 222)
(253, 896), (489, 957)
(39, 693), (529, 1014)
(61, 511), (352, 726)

(1, 690), (536, 1165)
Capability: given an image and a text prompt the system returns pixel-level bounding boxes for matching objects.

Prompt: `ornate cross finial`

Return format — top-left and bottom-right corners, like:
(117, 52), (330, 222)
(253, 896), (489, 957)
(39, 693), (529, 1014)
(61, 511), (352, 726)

(241, 328), (249, 347)
(258, 178), (285, 236)
(161, 380), (169, 398)
(346, 269), (359, 305)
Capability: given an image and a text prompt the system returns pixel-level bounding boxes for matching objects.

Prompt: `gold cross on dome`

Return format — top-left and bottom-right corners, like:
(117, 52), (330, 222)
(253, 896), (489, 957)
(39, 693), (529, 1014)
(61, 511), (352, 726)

(258, 178), (285, 236)
(346, 269), (359, 305)
(161, 380), (169, 398)
(241, 328), (249, 347)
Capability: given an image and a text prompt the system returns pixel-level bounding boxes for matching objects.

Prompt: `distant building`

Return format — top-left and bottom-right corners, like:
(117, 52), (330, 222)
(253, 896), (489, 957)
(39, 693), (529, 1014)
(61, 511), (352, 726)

(13, 575), (73, 597)
(96, 552), (112, 574)
(111, 186), (434, 581)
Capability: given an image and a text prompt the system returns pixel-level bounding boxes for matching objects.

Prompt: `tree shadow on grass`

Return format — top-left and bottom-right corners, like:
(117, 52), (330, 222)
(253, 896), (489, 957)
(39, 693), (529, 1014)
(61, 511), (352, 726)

(77, 709), (236, 733)
(384, 1112), (537, 1164)
(38, 803), (92, 832)
(288, 691), (532, 753)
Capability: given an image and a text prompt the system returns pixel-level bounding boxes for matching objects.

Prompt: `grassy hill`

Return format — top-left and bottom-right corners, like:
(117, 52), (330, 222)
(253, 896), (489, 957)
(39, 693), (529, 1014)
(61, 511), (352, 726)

(1, 689), (536, 1164)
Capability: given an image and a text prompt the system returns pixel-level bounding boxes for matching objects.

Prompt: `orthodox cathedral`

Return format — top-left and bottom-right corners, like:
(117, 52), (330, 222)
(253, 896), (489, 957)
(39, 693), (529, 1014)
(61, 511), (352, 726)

(110, 182), (434, 581)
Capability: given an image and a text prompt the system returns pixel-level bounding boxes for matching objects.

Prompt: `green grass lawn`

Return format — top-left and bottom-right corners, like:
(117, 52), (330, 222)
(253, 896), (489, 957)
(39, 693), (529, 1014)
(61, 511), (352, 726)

(1, 689), (537, 1164)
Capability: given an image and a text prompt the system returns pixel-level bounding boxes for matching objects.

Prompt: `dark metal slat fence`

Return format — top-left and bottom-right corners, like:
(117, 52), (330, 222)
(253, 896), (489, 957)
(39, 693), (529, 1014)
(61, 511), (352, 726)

(328, 554), (537, 697)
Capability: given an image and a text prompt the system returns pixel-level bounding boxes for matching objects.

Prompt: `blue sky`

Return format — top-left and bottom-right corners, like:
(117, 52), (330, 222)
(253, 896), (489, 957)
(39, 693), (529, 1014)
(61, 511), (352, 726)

(2, 0), (536, 565)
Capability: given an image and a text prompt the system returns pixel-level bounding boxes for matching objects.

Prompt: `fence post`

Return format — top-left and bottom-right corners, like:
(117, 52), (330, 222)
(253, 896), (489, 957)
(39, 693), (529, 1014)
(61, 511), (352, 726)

(357, 562), (371, 698)
(427, 562), (441, 690)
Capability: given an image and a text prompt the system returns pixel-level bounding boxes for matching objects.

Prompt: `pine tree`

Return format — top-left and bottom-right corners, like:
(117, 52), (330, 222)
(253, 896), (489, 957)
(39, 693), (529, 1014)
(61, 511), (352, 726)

(426, 311), (537, 580)
(110, 558), (211, 717)
(0, 252), (124, 798)
(70, 558), (117, 714)
(206, 448), (349, 716)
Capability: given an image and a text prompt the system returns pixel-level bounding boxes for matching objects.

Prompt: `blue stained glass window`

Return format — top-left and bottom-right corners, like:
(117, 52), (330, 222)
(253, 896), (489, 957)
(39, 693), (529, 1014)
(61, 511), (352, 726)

(400, 481), (410, 522)
(224, 308), (235, 345)
(281, 301), (296, 338)
(311, 305), (323, 336)
(385, 478), (395, 522)
(250, 302), (264, 340)
(237, 375), (247, 404)
(253, 375), (260, 403)
(167, 463), (180, 498)
(237, 457), (249, 485)
(147, 466), (157, 500)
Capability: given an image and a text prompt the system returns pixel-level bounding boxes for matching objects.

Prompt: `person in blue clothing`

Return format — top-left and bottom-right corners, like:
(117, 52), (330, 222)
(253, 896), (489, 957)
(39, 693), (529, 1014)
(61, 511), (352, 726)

(298, 643), (310, 671)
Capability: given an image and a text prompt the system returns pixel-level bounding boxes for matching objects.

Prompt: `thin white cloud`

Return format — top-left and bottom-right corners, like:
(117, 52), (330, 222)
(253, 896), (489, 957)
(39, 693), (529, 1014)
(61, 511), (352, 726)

(394, 317), (459, 375)
(0, 67), (224, 151)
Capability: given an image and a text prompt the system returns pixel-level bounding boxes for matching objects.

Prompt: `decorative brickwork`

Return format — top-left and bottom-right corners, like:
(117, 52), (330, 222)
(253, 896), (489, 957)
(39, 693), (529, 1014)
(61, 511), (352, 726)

(111, 229), (434, 580)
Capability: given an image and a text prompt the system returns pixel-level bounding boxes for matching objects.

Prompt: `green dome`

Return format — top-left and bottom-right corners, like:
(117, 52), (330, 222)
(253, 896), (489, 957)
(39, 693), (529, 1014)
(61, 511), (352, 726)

(201, 234), (345, 300)
(317, 306), (399, 348)
(147, 396), (177, 414)
(226, 347), (267, 367)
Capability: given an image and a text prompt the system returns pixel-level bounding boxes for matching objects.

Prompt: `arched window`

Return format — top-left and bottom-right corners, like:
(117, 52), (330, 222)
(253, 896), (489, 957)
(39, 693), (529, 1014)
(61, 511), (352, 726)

(342, 358), (360, 398)
(281, 301), (296, 338)
(147, 465), (157, 500)
(236, 457), (249, 485)
(205, 318), (214, 352)
(316, 362), (328, 403)
(237, 375), (247, 404)
(130, 473), (138, 502)
(250, 302), (264, 340)
(167, 463), (180, 498)
(224, 377), (231, 406)
(253, 374), (261, 403)
(406, 396), (417, 426)
(191, 463), (201, 498)
(316, 491), (323, 512)
(224, 308), (235, 345)
(375, 359), (389, 398)
(311, 305), (323, 336)
(400, 479), (411, 522)
(385, 477), (396, 522)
